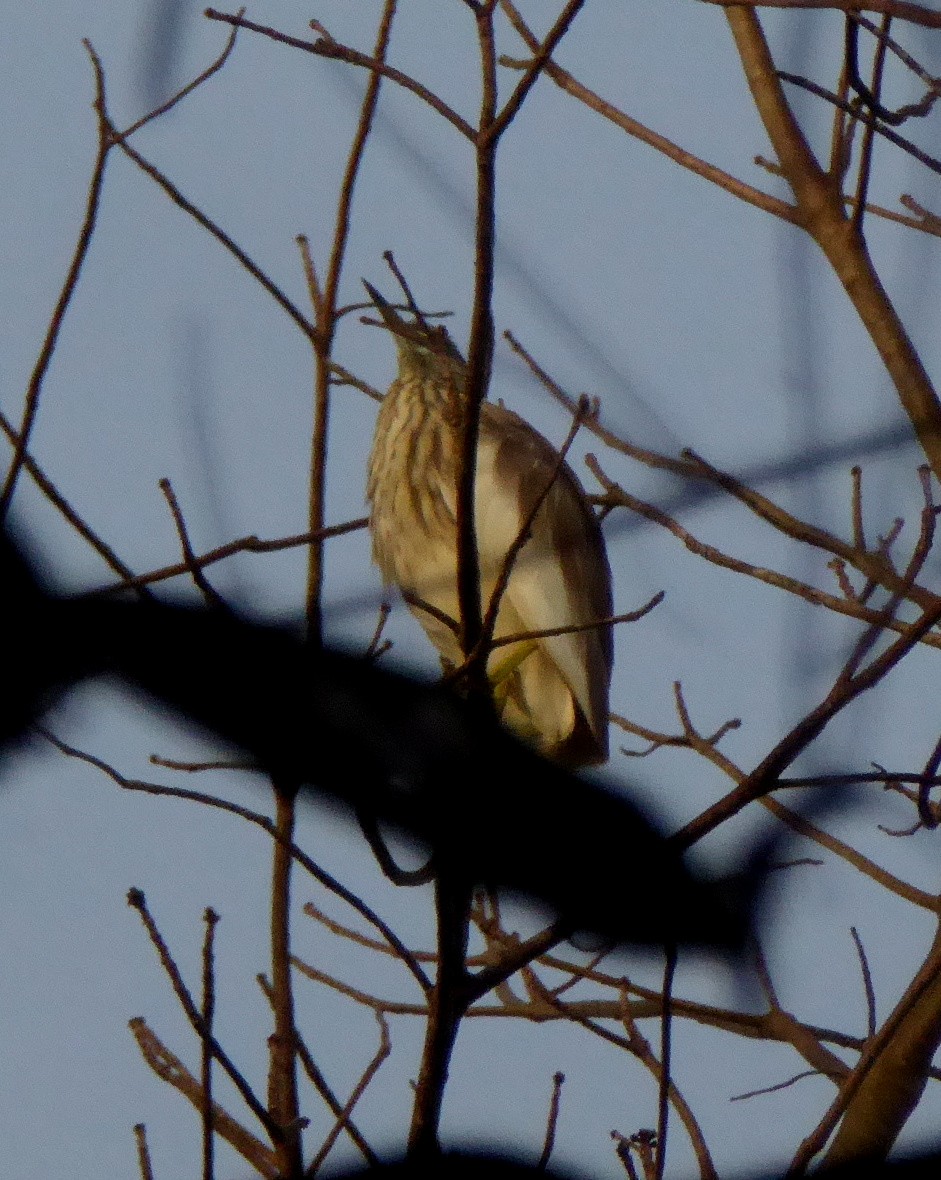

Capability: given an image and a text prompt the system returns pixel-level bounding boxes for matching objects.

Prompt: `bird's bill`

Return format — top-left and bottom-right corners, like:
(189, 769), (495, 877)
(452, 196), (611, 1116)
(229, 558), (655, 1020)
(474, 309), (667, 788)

(362, 280), (411, 337)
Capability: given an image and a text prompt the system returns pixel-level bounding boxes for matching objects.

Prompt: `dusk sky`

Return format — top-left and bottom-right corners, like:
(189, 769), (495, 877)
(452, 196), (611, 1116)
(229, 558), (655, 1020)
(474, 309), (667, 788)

(3, 3), (941, 1178)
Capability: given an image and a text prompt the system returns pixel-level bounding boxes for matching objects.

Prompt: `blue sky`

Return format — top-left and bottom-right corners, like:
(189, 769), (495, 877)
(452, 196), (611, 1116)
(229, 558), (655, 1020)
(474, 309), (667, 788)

(3, 2), (941, 1177)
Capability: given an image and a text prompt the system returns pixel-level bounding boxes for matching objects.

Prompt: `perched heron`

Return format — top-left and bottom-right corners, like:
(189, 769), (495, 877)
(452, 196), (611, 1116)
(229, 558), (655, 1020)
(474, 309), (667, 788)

(365, 283), (613, 767)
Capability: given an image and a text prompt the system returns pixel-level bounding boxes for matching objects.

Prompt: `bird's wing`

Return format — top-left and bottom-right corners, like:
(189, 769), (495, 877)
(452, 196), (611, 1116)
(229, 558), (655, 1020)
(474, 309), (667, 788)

(475, 403), (613, 747)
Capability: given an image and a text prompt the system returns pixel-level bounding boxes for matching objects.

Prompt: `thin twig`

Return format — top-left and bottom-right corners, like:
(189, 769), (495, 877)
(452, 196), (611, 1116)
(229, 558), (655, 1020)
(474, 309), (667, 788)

(364, 601), (393, 660)
(779, 70), (941, 177)
(38, 729), (431, 991)
(111, 128), (317, 342)
(589, 457), (941, 650)
(88, 517), (368, 596)
(471, 397), (590, 671)
(488, 597), (664, 649)
(656, 946), (677, 1180)
(159, 478), (228, 609)
(1, 42), (111, 520)
(500, 0), (799, 226)
(126, 889), (281, 1142)
(789, 935), (941, 1172)
(149, 754), (256, 773)
(488, 0), (584, 142)
(129, 1019), (278, 1178)
(201, 908), (220, 1180)
(305, 1012), (391, 1176)
(0, 407), (145, 591)
(268, 790), (302, 1178)
(257, 975), (378, 1166)
(608, 704), (940, 912)
(134, 1124), (155, 1180)
(537, 1072), (565, 1170)
(850, 927), (877, 1037)
(203, 9), (474, 139)
(673, 590), (941, 849)
(120, 12), (243, 140)
(305, 0), (397, 645)
(616, 986), (718, 1180)
(849, 12), (892, 235)
(730, 1070), (821, 1102)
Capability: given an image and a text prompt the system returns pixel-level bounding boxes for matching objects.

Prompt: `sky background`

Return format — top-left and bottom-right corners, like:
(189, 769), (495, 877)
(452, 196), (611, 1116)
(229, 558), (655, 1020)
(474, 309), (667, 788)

(3, 2), (941, 1178)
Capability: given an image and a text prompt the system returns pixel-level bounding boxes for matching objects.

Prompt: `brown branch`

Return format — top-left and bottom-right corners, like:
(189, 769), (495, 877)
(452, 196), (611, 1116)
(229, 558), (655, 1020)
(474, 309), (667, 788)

(134, 1124), (155, 1180)
(849, 13), (892, 236)
(851, 926), (878, 1038)
(612, 1130), (652, 1180)
(328, 361), (384, 402)
(257, 975), (378, 1166)
(675, 561), (941, 848)
(454, 5), (497, 681)
(88, 517), (368, 596)
(127, 888), (281, 1143)
(203, 9), (474, 139)
(111, 129), (317, 343)
(158, 478), (228, 609)
(408, 874), (473, 1157)
(268, 791), (302, 1178)
(285, 938), (941, 1100)
(754, 945), (852, 1083)
(724, 6), (941, 483)
(763, 797), (939, 912)
(655, 949), (677, 1180)
(488, 596), (665, 650)
(680, 450), (941, 614)
(794, 927), (941, 1171)
(465, 923), (569, 1003)
(615, 987), (718, 1180)
(129, 1018), (278, 1178)
(779, 770), (941, 790)
(608, 703), (939, 911)
(499, 0), (799, 225)
(589, 459), (941, 650)
(613, 710), (741, 759)
(537, 1072), (565, 1171)
(292, 957), (428, 1015)
(40, 729), (431, 992)
(488, 0), (584, 142)
(1, 42), (111, 521)
(149, 754), (255, 773)
(701, 0), (941, 30)
(305, 0), (396, 644)
(0, 407), (144, 591)
(461, 398), (589, 681)
(305, 1012), (391, 1176)
(917, 733), (941, 827)
(851, 12), (941, 90)
(304, 899), (434, 963)
(730, 1070), (820, 1102)
(510, 335), (941, 625)
(778, 71), (941, 177)
(201, 908), (220, 1180)
(119, 12), (243, 140)
(364, 602), (392, 662)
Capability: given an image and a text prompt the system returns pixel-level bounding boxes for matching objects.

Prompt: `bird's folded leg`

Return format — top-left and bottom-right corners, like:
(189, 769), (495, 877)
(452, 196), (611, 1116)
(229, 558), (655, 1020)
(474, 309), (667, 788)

(488, 641), (538, 718)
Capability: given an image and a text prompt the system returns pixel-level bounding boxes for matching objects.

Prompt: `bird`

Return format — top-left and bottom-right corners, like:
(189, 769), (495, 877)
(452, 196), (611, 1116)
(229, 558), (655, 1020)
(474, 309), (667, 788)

(364, 282), (613, 767)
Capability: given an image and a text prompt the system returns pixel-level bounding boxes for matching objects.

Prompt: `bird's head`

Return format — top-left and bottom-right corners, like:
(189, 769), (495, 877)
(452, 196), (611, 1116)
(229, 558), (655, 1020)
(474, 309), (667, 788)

(363, 280), (465, 385)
